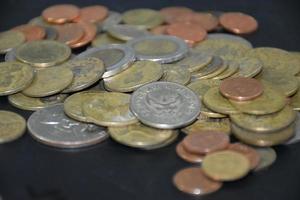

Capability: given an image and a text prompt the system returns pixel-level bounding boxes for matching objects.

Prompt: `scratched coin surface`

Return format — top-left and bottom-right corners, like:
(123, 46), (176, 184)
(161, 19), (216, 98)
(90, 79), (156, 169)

(176, 51), (213, 72)
(92, 33), (124, 47)
(27, 104), (108, 148)
(107, 25), (150, 41)
(161, 64), (191, 85)
(0, 110), (26, 143)
(254, 147), (277, 171)
(130, 82), (200, 129)
(0, 31), (25, 54)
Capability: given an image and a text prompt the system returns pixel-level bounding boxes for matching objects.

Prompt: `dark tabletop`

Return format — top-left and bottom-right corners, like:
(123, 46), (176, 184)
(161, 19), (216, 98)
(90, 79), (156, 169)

(1, 0), (300, 200)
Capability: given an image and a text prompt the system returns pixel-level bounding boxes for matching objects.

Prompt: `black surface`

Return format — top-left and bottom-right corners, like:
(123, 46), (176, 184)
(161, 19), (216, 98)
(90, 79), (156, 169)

(1, 0), (300, 200)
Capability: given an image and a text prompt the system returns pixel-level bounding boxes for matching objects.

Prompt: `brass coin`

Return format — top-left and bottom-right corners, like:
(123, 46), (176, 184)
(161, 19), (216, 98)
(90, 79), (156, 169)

(83, 92), (138, 126)
(0, 62), (34, 96)
(0, 31), (25, 54)
(254, 147), (277, 171)
(232, 57), (262, 78)
(0, 110), (26, 143)
(176, 51), (213, 72)
(15, 40), (71, 67)
(92, 33), (124, 47)
(201, 104), (227, 118)
(187, 79), (221, 99)
(61, 57), (105, 93)
(230, 106), (296, 132)
(22, 67), (73, 97)
(203, 87), (239, 115)
(8, 93), (68, 111)
(202, 150), (251, 181)
(104, 61), (163, 92)
(212, 61), (239, 80)
(122, 9), (164, 29)
(160, 64), (191, 85)
(191, 56), (223, 78)
(143, 131), (178, 150)
(176, 142), (205, 163)
(107, 25), (150, 41)
(194, 61), (228, 80)
(290, 78), (300, 110)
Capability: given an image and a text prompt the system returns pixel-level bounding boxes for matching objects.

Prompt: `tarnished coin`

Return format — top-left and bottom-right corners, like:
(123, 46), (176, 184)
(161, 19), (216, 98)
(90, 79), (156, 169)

(128, 35), (188, 63)
(191, 56), (224, 79)
(150, 25), (169, 35)
(201, 104), (227, 118)
(8, 93), (68, 111)
(207, 33), (253, 48)
(83, 92), (138, 126)
(0, 110), (26, 143)
(107, 25), (150, 41)
(160, 6), (193, 24)
(290, 78), (300, 110)
(130, 82), (200, 129)
(176, 51), (213, 72)
(75, 5), (108, 23)
(70, 21), (97, 48)
(12, 24), (46, 41)
(22, 67), (73, 97)
(202, 150), (251, 181)
(28, 16), (52, 27)
(193, 60), (228, 80)
(212, 61), (239, 80)
(27, 104), (108, 148)
(122, 9), (164, 29)
(142, 131), (178, 150)
(60, 57), (105, 93)
(254, 147), (277, 171)
(104, 61), (163, 92)
(187, 79), (221, 99)
(161, 64), (191, 85)
(76, 44), (135, 78)
(173, 167), (222, 196)
(232, 57), (263, 78)
(92, 33), (124, 47)
(176, 142), (204, 163)
(101, 11), (122, 31)
(42, 4), (80, 24)
(15, 40), (71, 67)
(0, 31), (25, 54)
(55, 23), (84, 45)
(0, 62), (34, 96)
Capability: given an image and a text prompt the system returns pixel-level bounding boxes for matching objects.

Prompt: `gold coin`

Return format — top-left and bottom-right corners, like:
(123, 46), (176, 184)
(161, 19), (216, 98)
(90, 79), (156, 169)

(161, 64), (191, 85)
(191, 56), (223, 79)
(0, 30), (25, 54)
(290, 78), (300, 110)
(230, 106), (296, 132)
(61, 57), (105, 93)
(142, 131), (179, 150)
(91, 33), (124, 47)
(201, 104), (227, 118)
(0, 110), (26, 143)
(231, 57), (262, 78)
(15, 40), (71, 67)
(176, 51), (213, 72)
(83, 92), (138, 126)
(194, 61), (228, 80)
(104, 61), (163, 92)
(0, 62), (34, 96)
(213, 61), (239, 80)
(22, 67), (73, 97)
(108, 122), (176, 148)
(202, 150), (251, 181)
(203, 87), (239, 115)
(187, 79), (221, 99)
(107, 25), (150, 41)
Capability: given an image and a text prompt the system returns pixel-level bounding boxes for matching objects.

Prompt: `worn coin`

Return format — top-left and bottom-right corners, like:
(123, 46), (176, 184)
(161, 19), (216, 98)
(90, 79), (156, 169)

(201, 104), (227, 118)
(176, 51), (213, 72)
(254, 147), (277, 171)
(212, 61), (239, 80)
(55, 23), (84, 45)
(176, 142), (204, 163)
(187, 79), (221, 99)
(290, 79), (300, 110)
(43, 26), (58, 40)
(161, 64), (191, 85)
(194, 60), (228, 80)
(70, 21), (97, 48)
(191, 56), (223, 79)
(92, 33), (124, 47)
(42, 4), (80, 24)
(160, 6), (193, 24)
(231, 57), (263, 78)
(75, 5), (108, 23)
(107, 25), (150, 41)
(207, 33), (253, 48)
(100, 11), (122, 31)
(0, 31), (25, 54)
(12, 24), (46, 41)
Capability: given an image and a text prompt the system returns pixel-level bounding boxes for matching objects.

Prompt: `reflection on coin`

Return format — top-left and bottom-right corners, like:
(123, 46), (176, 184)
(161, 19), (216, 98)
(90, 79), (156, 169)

(101, 11), (122, 31)
(107, 25), (150, 41)
(254, 147), (277, 171)
(232, 57), (262, 78)
(92, 33), (123, 47)
(207, 33), (253, 48)
(0, 62), (34, 96)
(176, 51), (213, 72)
(161, 64), (191, 85)
(187, 79), (221, 99)
(130, 82), (200, 129)
(0, 110), (26, 143)
(27, 104), (108, 148)
(0, 31), (25, 54)
(176, 142), (204, 163)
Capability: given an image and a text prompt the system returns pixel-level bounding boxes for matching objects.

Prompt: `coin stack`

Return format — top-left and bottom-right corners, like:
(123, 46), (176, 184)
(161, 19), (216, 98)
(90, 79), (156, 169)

(0, 4), (300, 197)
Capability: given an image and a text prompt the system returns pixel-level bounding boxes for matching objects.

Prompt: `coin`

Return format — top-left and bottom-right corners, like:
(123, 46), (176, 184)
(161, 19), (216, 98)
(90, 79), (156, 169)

(101, 11), (122, 31)
(173, 167), (222, 196)
(193, 60), (228, 80)
(22, 67), (73, 97)
(130, 82), (200, 129)
(290, 79), (300, 110)
(220, 12), (258, 34)
(42, 4), (80, 24)
(207, 33), (253, 48)
(150, 25), (169, 35)
(104, 61), (163, 92)
(15, 40), (71, 67)
(254, 147), (277, 171)
(83, 92), (138, 126)
(92, 33), (123, 47)
(70, 21), (97, 48)
(161, 64), (191, 85)
(176, 51), (213, 72)
(128, 35), (188, 63)
(122, 9), (164, 29)
(212, 61), (239, 80)
(143, 131), (179, 150)
(176, 142), (204, 163)
(231, 57), (262, 78)
(202, 150), (251, 181)
(28, 16), (52, 27)
(8, 93), (68, 111)
(55, 23), (84, 45)
(75, 5), (108, 23)
(160, 7), (193, 24)
(27, 104), (108, 148)
(191, 56), (223, 78)
(0, 62), (34, 96)
(76, 44), (135, 78)
(43, 26), (58, 40)
(0, 110), (26, 143)
(187, 79), (221, 99)
(12, 24), (46, 41)
(60, 57), (104, 93)
(201, 104), (227, 118)
(107, 25), (150, 41)
(0, 31), (25, 54)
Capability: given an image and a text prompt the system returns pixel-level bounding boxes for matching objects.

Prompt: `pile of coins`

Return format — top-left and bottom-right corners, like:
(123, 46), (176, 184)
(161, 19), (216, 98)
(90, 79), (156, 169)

(0, 4), (300, 196)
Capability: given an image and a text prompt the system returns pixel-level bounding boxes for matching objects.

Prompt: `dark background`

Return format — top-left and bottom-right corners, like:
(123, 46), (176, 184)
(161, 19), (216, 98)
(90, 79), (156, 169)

(1, 0), (300, 199)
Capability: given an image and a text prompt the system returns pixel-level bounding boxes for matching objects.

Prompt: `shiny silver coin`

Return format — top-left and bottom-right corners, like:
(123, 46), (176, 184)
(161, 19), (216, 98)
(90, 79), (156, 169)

(207, 33), (253, 48)
(27, 104), (108, 148)
(285, 112), (300, 145)
(76, 44), (135, 78)
(130, 81), (200, 129)
(107, 24), (150, 41)
(101, 11), (122, 31)
(127, 35), (188, 64)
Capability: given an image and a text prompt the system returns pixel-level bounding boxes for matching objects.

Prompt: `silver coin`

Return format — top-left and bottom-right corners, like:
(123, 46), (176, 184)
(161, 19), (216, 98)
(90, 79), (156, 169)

(107, 25), (150, 41)
(101, 11), (122, 31)
(27, 104), (108, 148)
(127, 35), (188, 64)
(76, 44), (135, 78)
(285, 112), (300, 145)
(207, 33), (253, 48)
(254, 147), (277, 172)
(130, 81), (201, 129)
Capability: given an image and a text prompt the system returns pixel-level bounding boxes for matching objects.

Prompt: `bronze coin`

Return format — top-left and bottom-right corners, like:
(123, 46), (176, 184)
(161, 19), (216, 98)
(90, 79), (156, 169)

(160, 7), (193, 24)
(70, 21), (97, 48)
(42, 4), (80, 24)
(228, 143), (260, 169)
(219, 77), (263, 101)
(74, 5), (108, 23)
(220, 12), (258, 34)
(55, 23), (84, 45)
(176, 142), (204, 163)
(182, 131), (230, 154)
(12, 24), (46, 41)
(173, 167), (222, 196)
(150, 25), (169, 35)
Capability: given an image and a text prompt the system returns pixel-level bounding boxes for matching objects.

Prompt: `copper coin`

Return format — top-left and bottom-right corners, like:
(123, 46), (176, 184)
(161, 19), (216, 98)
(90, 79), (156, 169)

(176, 142), (204, 163)
(173, 167), (222, 196)
(70, 21), (97, 48)
(160, 7), (193, 24)
(12, 24), (46, 41)
(166, 23), (207, 46)
(182, 131), (230, 154)
(228, 143), (261, 169)
(55, 23), (84, 45)
(219, 77), (263, 101)
(220, 12), (258, 34)
(42, 4), (80, 24)
(74, 5), (108, 23)
(150, 25), (169, 35)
